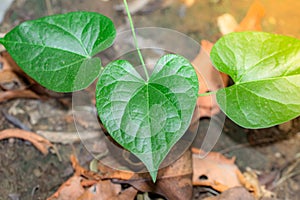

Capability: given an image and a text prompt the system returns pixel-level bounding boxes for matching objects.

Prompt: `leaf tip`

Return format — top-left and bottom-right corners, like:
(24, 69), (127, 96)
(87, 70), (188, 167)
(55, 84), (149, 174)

(149, 170), (158, 183)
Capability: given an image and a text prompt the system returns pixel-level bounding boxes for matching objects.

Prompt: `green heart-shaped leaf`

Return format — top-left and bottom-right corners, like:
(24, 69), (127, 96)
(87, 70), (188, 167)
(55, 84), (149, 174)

(211, 32), (300, 128)
(96, 54), (199, 181)
(0, 11), (116, 92)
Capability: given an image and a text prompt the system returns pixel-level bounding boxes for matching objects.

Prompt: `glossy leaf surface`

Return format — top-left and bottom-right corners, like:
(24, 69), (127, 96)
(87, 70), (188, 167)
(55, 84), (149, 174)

(96, 54), (199, 181)
(0, 11), (116, 92)
(211, 32), (300, 128)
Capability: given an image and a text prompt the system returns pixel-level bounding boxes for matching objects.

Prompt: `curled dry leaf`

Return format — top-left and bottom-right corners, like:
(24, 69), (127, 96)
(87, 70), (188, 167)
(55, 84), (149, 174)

(49, 177), (138, 200)
(47, 176), (85, 200)
(48, 154), (137, 200)
(70, 155), (101, 180)
(99, 150), (193, 200)
(77, 181), (138, 200)
(192, 148), (242, 192)
(0, 89), (40, 103)
(0, 51), (41, 102)
(0, 70), (25, 90)
(237, 168), (275, 199)
(0, 129), (54, 155)
(235, 0), (265, 32)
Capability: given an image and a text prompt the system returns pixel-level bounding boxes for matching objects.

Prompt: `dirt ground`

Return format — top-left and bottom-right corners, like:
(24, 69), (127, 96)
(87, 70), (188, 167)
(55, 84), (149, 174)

(0, 0), (300, 199)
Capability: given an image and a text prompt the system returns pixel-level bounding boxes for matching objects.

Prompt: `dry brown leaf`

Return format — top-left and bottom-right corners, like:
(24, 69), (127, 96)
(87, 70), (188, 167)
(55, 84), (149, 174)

(0, 89), (40, 103)
(235, 0), (265, 32)
(78, 181), (137, 200)
(0, 51), (12, 71)
(237, 168), (275, 199)
(70, 155), (102, 181)
(48, 154), (137, 200)
(0, 129), (54, 155)
(99, 150), (193, 200)
(192, 148), (242, 192)
(47, 176), (85, 200)
(0, 70), (25, 90)
(0, 51), (40, 102)
(0, 51), (42, 102)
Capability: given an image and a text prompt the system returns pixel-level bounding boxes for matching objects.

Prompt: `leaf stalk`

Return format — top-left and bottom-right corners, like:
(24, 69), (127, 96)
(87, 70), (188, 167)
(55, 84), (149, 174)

(123, 0), (149, 81)
(198, 91), (218, 97)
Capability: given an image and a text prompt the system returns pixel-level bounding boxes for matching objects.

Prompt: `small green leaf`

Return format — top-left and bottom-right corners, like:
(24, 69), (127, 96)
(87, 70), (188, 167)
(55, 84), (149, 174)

(211, 32), (300, 128)
(96, 54), (199, 181)
(0, 11), (116, 92)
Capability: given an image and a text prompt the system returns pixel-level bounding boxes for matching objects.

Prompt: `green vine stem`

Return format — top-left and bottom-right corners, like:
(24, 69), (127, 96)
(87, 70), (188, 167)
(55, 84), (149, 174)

(123, 0), (149, 81)
(198, 91), (217, 97)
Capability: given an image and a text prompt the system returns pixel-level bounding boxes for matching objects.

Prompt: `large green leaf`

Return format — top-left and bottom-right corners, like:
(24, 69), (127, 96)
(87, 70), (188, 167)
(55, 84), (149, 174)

(211, 32), (300, 128)
(96, 54), (199, 181)
(0, 11), (116, 92)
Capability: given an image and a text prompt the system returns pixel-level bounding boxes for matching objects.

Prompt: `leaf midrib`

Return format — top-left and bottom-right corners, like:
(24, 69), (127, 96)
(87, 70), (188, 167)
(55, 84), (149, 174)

(237, 84), (300, 107)
(32, 21), (90, 56)
(2, 39), (89, 58)
(235, 72), (300, 85)
(25, 57), (86, 73)
(237, 45), (300, 82)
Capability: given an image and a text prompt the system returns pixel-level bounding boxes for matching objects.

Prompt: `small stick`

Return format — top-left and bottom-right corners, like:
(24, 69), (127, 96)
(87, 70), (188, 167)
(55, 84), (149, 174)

(45, 0), (53, 15)
(0, 128), (54, 155)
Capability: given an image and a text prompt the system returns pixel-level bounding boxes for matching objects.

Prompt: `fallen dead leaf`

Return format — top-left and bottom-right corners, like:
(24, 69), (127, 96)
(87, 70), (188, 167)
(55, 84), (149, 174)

(47, 176), (85, 200)
(70, 155), (102, 180)
(192, 148), (242, 192)
(48, 154), (137, 200)
(0, 70), (25, 90)
(237, 168), (275, 199)
(0, 128), (54, 155)
(78, 181), (138, 200)
(99, 150), (193, 200)
(0, 89), (40, 103)
(0, 51), (43, 102)
(235, 0), (265, 32)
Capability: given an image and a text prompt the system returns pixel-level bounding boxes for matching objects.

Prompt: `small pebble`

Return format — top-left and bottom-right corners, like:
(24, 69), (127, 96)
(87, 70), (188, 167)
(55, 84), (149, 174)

(275, 152), (281, 158)
(8, 138), (15, 144)
(33, 168), (42, 177)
